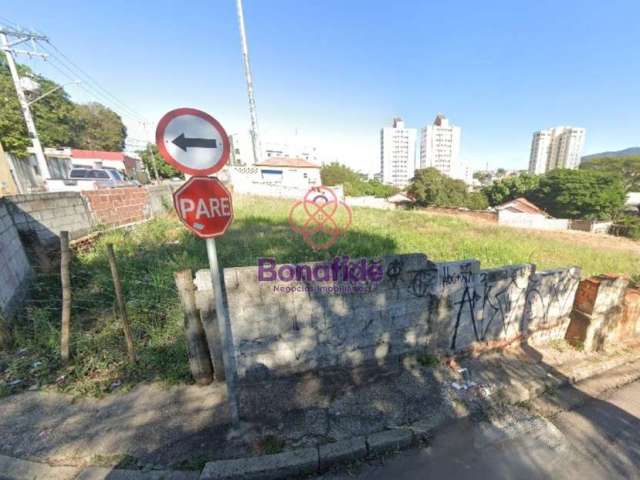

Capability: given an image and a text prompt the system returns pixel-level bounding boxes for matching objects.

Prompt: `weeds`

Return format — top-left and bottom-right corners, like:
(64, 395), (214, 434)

(1, 196), (638, 398)
(416, 352), (439, 368)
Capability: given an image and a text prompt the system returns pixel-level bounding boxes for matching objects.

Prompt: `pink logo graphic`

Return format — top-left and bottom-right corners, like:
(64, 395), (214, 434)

(288, 186), (352, 250)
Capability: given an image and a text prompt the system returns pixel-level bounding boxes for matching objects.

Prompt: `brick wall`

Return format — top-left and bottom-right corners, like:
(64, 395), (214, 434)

(82, 187), (149, 227)
(0, 202), (32, 317)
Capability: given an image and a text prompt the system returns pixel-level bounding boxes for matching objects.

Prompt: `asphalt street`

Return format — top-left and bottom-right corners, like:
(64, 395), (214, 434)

(321, 379), (640, 480)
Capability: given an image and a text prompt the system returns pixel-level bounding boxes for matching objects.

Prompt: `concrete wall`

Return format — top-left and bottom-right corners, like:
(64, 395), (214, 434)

(569, 220), (612, 234)
(0, 185), (175, 315)
(194, 255), (581, 378)
(0, 202), (32, 317)
(346, 196), (396, 210)
(3, 192), (93, 246)
(498, 210), (570, 231)
(145, 184), (174, 217)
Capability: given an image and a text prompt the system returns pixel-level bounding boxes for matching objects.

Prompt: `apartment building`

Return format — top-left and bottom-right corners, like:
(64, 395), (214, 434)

(419, 114), (464, 181)
(528, 126), (585, 174)
(380, 117), (417, 187)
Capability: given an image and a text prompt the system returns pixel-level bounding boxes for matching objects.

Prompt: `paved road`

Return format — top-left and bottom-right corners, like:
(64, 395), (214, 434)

(322, 380), (640, 480)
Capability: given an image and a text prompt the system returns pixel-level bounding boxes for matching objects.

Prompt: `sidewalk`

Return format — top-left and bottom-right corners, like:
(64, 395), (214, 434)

(0, 339), (639, 478)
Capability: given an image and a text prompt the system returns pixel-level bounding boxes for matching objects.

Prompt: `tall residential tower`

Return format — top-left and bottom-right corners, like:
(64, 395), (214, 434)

(528, 126), (585, 174)
(419, 114), (464, 181)
(380, 117), (417, 187)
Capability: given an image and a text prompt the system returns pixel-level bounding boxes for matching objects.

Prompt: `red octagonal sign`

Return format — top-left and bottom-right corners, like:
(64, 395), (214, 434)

(173, 177), (234, 238)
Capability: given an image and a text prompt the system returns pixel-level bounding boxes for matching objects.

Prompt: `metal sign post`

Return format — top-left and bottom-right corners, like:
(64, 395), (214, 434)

(156, 108), (240, 425)
(206, 237), (239, 424)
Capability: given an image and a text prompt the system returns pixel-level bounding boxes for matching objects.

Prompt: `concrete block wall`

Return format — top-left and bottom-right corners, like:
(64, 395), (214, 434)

(82, 187), (149, 227)
(0, 185), (174, 316)
(0, 202), (32, 317)
(3, 192), (93, 246)
(194, 256), (581, 378)
(498, 210), (570, 231)
(145, 184), (174, 217)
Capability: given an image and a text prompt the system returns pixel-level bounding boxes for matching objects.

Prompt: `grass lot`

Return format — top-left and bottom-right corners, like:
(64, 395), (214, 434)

(1, 195), (638, 397)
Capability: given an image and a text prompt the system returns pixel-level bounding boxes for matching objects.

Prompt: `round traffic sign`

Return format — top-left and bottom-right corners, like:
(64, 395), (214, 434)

(156, 108), (230, 176)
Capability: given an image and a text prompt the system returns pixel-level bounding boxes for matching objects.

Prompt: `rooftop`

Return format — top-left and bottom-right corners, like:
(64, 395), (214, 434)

(496, 197), (550, 216)
(71, 149), (138, 161)
(255, 157), (320, 169)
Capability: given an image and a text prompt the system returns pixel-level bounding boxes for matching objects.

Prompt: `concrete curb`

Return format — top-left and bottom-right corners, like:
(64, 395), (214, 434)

(318, 437), (367, 470)
(199, 429), (416, 480)
(75, 466), (199, 480)
(199, 447), (319, 480)
(0, 454), (80, 480)
(0, 455), (198, 480)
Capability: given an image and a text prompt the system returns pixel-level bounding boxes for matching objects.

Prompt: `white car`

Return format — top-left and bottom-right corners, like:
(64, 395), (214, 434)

(47, 168), (134, 192)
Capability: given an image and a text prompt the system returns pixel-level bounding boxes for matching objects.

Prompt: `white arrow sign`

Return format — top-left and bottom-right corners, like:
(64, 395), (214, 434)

(155, 108), (230, 176)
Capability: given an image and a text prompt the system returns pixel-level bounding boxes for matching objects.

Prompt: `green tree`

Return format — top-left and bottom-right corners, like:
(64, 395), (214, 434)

(580, 156), (640, 192)
(138, 144), (182, 179)
(361, 179), (400, 198)
(0, 58), (77, 156)
(408, 167), (486, 209)
(72, 102), (126, 151)
(529, 169), (625, 220)
(321, 162), (398, 197)
(465, 191), (489, 210)
(482, 173), (540, 206)
(320, 162), (362, 187)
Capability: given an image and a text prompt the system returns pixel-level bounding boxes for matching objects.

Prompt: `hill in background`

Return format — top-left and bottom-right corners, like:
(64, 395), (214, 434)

(582, 147), (640, 163)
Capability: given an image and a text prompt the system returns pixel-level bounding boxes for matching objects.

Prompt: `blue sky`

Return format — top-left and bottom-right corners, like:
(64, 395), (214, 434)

(3, 0), (639, 173)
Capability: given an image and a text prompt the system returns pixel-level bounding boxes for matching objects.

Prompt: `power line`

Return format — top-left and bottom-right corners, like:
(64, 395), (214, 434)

(38, 39), (147, 122)
(0, 17), (148, 126)
(40, 52), (145, 124)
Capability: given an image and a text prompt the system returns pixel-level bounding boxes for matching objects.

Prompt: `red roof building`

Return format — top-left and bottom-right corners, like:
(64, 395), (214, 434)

(495, 197), (550, 217)
(71, 149), (145, 180)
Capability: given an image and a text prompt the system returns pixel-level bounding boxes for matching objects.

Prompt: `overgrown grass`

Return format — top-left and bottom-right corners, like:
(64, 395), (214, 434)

(1, 195), (638, 397)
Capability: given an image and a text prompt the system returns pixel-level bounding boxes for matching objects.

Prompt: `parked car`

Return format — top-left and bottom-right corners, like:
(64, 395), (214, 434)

(46, 167), (136, 192)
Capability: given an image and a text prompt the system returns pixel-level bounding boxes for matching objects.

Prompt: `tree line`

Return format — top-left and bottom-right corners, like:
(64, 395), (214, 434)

(320, 162), (400, 198)
(409, 157), (639, 238)
(0, 57), (127, 157)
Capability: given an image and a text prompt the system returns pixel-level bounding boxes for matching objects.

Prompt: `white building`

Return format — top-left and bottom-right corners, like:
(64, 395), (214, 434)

(229, 132), (318, 166)
(419, 114), (463, 181)
(228, 157), (323, 199)
(264, 141), (318, 164)
(380, 117), (417, 187)
(228, 132), (254, 166)
(528, 126), (585, 174)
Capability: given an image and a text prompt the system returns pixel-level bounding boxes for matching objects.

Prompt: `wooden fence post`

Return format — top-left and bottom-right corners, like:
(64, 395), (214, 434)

(60, 231), (71, 364)
(175, 269), (214, 385)
(106, 243), (136, 363)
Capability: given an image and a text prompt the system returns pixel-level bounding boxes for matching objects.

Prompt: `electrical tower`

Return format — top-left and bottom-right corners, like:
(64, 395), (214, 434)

(236, 0), (262, 165)
(0, 27), (51, 181)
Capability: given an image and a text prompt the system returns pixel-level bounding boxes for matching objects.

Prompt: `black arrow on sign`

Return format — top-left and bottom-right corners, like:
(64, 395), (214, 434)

(172, 133), (217, 152)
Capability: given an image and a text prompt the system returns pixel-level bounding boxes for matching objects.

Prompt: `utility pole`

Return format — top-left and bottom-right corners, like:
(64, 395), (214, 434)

(235, 0), (262, 165)
(141, 121), (160, 184)
(0, 28), (51, 182)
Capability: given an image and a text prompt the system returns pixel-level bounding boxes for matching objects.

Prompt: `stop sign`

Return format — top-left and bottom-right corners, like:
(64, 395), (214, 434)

(173, 177), (234, 238)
